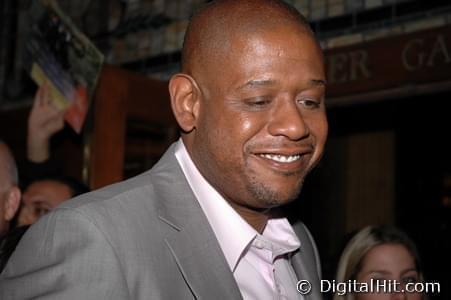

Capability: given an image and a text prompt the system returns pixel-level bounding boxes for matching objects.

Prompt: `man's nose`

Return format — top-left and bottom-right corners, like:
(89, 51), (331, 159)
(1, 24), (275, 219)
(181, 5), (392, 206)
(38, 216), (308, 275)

(267, 98), (309, 140)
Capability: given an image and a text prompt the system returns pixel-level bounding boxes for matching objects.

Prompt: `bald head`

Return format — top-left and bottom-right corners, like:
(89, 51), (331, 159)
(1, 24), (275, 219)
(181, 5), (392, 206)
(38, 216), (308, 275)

(181, 0), (314, 76)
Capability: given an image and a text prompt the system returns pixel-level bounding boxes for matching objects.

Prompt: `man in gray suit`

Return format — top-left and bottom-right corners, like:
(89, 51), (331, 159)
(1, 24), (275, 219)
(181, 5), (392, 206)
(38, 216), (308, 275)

(0, 0), (328, 299)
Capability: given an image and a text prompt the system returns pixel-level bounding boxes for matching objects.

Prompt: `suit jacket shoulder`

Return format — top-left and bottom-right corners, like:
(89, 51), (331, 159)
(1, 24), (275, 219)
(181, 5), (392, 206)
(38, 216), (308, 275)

(0, 144), (241, 300)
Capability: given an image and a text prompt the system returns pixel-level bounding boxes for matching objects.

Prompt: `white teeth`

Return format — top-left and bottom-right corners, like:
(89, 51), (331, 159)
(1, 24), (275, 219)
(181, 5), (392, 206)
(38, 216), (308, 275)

(259, 154), (301, 163)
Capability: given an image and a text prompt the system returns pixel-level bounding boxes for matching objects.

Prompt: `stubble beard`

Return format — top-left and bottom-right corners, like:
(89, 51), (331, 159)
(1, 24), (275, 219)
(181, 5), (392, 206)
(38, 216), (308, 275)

(245, 170), (305, 209)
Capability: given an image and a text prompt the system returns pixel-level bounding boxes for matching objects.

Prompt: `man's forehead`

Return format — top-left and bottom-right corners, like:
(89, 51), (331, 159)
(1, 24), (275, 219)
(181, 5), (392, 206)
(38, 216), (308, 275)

(220, 27), (321, 68)
(207, 25), (317, 64)
(204, 13), (309, 52)
(27, 180), (67, 191)
(237, 27), (318, 56)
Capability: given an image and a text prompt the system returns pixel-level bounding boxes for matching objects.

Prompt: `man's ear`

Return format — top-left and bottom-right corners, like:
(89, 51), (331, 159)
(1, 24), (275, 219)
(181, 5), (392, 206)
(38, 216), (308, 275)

(169, 74), (200, 133)
(4, 186), (20, 222)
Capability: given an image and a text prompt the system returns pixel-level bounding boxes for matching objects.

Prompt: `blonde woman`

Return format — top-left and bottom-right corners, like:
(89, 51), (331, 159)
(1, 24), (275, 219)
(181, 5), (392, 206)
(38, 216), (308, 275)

(334, 225), (425, 300)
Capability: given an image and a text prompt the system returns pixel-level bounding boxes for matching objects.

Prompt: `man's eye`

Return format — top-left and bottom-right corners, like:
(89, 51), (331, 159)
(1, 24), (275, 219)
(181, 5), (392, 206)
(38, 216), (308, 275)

(297, 98), (320, 109)
(252, 97), (271, 105)
(244, 97), (272, 109)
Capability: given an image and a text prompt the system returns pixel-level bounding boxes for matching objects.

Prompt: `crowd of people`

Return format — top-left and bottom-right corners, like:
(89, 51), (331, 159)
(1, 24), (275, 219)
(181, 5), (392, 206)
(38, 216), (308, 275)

(0, 1), (434, 299)
(0, 83), (89, 272)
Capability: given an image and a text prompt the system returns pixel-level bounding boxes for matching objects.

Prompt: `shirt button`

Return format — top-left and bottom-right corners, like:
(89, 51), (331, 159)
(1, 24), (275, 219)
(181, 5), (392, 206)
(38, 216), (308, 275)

(254, 240), (264, 249)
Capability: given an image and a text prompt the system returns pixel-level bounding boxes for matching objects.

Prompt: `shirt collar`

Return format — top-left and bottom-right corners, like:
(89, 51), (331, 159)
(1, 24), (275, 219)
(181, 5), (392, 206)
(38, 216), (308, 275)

(262, 218), (301, 258)
(174, 139), (300, 269)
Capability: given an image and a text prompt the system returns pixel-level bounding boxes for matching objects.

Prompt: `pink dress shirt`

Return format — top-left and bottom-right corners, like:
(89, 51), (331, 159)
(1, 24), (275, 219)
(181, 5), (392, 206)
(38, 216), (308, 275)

(175, 140), (302, 299)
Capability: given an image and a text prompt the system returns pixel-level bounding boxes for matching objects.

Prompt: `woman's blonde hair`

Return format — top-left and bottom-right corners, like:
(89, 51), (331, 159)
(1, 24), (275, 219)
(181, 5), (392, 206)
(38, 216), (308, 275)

(333, 225), (423, 300)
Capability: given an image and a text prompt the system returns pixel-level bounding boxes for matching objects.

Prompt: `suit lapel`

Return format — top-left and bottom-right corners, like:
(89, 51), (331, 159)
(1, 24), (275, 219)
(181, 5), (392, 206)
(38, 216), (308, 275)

(290, 222), (323, 300)
(164, 222), (242, 299)
(291, 251), (320, 300)
(152, 144), (242, 299)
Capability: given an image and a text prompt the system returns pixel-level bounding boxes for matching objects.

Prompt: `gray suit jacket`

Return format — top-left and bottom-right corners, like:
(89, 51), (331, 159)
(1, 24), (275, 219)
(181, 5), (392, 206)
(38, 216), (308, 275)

(0, 144), (323, 300)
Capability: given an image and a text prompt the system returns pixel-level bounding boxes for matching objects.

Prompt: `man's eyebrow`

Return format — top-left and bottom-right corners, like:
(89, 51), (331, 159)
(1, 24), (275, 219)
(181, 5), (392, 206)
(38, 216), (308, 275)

(238, 79), (277, 90)
(237, 78), (326, 90)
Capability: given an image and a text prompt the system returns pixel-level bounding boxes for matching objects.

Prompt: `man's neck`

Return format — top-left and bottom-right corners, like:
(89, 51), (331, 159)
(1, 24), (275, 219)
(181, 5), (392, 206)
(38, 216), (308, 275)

(227, 202), (271, 234)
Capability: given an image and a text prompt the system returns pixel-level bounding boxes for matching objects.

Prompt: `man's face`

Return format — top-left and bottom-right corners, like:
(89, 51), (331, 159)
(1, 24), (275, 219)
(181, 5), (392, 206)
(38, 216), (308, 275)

(17, 180), (72, 226)
(190, 26), (328, 211)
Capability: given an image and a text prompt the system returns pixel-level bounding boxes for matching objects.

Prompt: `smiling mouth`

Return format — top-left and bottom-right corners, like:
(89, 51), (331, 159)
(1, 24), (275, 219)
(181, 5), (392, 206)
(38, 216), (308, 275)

(258, 153), (301, 163)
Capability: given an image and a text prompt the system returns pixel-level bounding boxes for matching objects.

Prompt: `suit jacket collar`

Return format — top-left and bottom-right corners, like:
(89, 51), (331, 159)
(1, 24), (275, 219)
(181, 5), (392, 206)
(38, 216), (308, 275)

(291, 222), (323, 300)
(151, 144), (243, 299)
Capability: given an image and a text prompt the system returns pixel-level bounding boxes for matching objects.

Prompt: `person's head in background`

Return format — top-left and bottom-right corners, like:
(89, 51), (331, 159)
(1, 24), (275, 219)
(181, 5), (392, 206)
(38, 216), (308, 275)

(0, 141), (21, 238)
(17, 176), (89, 226)
(334, 225), (424, 300)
